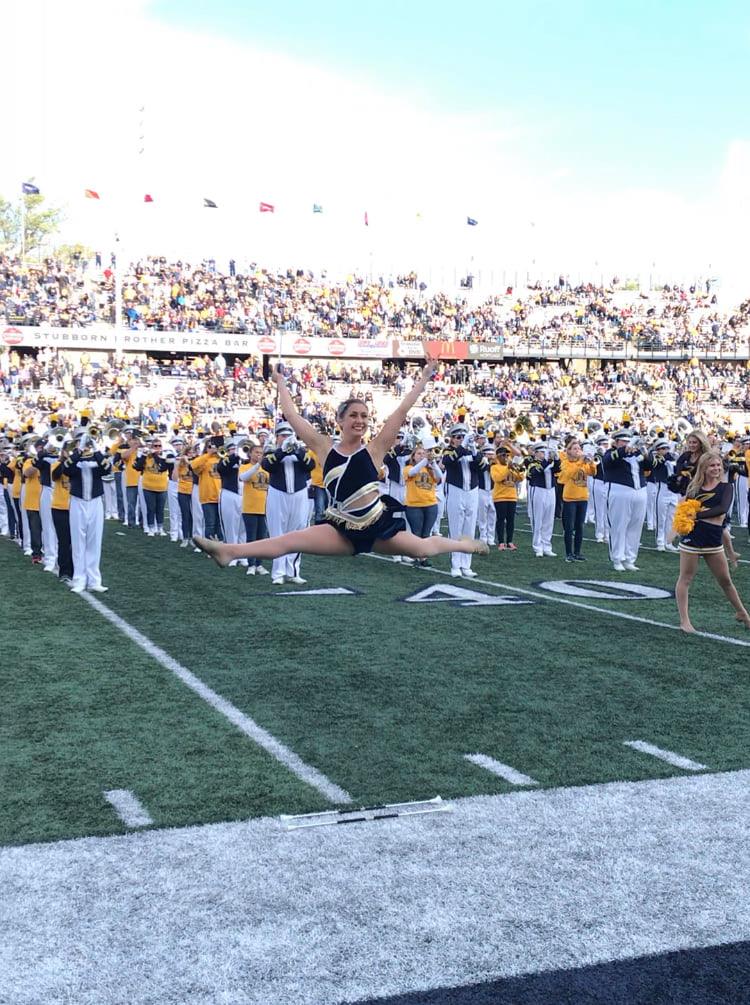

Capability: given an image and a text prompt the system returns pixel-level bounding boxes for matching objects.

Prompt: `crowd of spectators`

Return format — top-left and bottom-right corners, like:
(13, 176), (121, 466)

(2, 345), (749, 440)
(2, 253), (749, 356)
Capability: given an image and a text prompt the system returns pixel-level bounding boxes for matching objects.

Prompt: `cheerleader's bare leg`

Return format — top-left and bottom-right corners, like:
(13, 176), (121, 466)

(722, 528), (740, 569)
(373, 531), (489, 560)
(703, 552), (750, 627)
(194, 524), (355, 565)
(675, 552), (699, 633)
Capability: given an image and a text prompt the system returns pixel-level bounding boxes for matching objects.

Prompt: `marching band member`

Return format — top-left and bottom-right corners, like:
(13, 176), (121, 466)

(262, 423), (315, 585)
(649, 438), (679, 551)
(134, 439), (171, 536)
(166, 435), (184, 543)
(591, 433), (610, 543)
(173, 448), (195, 547)
(524, 441), (559, 558)
(383, 432), (410, 504)
(491, 444), (525, 551)
(102, 452), (119, 521)
(190, 442), (222, 540)
(11, 453), (27, 552)
(50, 454), (74, 584)
(557, 439), (597, 562)
(194, 358), (489, 569)
(476, 445), (497, 547)
(217, 442), (244, 553)
(0, 449), (15, 539)
(735, 436), (747, 538)
(35, 437), (59, 572)
(21, 453), (43, 563)
(308, 450), (327, 524)
(675, 451), (750, 633)
(442, 425), (482, 578)
(62, 439), (111, 593)
(239, 443), (270, 575)
(603, 429), (648, 572)
(403, 443), (442, 567)
(119, 434), (142, 529)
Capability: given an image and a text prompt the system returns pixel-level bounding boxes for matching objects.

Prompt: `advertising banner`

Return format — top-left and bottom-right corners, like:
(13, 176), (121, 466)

(1, 326), (392, 359)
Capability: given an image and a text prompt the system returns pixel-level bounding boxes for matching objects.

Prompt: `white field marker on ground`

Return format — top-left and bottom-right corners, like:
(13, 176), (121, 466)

(464, 754), (539, 787)
(623, 740), (708, 772)
(365, 555), (750, 649)
(103, 789), (153, 828)
(81, 592), (353, 805)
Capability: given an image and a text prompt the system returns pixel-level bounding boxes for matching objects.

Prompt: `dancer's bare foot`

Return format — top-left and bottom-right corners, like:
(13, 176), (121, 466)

(461, 536), (489, 556)
(679, 622), (697, 634)
(193, 536), (232, 567)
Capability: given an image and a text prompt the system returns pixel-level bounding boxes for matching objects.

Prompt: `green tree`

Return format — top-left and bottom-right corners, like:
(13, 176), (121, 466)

(55, 243), (94, 266)
(0, 197), (19, 248)
(0, 183), (63, 255)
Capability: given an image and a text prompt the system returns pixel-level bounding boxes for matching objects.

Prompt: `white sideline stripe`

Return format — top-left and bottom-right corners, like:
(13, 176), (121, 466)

(624, 740), (708, 772)
(103, 789), (154, 828)
(80, 592), (353, 805)
(366, 554), (750, 649)
(464, 753), (539, 786)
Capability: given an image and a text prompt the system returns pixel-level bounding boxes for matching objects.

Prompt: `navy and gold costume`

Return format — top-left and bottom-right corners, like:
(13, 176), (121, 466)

(323, 446), (405, 554)
(679, 482), (734, 554)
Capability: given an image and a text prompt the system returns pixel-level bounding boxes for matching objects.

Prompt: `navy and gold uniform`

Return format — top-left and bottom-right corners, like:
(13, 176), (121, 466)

(679, 482), (733, 554)
(323, 445), (405, 554)
(263, 442), (315, 582)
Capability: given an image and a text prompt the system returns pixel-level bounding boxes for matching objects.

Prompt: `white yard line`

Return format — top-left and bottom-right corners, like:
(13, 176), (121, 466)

(80, 592), (353, 805)
(623, 740), (708, 772)
(103, 789), (154, 828)
(366, 554), (750, 648)
(464, 754), (539, 786)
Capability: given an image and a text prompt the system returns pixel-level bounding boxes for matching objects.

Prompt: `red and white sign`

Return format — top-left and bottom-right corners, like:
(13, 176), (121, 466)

(328, 338), (346, 356)
(292, 337), (311, 355)
(257, 336), (278, 354)
(2, 327), (23, 346)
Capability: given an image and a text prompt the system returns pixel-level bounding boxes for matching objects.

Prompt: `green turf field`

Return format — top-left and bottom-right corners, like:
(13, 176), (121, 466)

(2, 512), (750, 847)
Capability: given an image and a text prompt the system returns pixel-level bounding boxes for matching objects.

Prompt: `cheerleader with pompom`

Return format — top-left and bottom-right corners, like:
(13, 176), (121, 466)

(674, 451), (750, 634)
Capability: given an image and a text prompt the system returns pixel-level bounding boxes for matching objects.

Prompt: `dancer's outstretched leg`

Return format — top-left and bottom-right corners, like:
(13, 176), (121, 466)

(374, 531), (489, 560)
(194, 524), (354, 566)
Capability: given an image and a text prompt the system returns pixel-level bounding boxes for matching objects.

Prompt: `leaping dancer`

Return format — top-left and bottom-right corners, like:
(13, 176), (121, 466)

(193, 354), (489, 567)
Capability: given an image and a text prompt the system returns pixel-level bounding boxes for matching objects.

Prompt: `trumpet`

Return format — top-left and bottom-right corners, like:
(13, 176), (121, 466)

(236, 437), (260, 462)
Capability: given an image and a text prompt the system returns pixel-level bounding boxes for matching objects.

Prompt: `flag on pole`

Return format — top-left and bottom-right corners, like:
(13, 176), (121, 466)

(203, 197), (217, 208)
(467, 216), (478, 226)
(313, 204), (323, 214)
(143, 194), (154, 203)
(22, 182), (40, 195)
(85, 189), (100, 200)
(259, 201), (275, 213)
(364, 211), (369, 227)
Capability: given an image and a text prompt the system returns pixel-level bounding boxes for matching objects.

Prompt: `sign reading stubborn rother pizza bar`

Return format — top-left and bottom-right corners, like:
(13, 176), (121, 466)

(0, 326), (393, 359)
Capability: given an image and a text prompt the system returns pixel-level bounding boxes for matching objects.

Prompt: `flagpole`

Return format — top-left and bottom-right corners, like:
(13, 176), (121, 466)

(114, 233), (123, 334)
(20, 192), (26, 261)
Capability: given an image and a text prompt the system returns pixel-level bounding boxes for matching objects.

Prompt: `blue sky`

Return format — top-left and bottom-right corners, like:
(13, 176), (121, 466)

(152, 0), (750, 199)
(5, 0), (749, 283)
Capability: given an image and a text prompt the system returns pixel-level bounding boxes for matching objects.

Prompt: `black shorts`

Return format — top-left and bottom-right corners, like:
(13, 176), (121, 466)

(325, 495), (407, 555)
(679, 521), (723, 555)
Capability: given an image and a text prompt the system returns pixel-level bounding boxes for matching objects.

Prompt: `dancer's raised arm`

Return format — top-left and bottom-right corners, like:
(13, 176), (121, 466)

(369, 353), (438, 465)
(271, 368), (331, 459)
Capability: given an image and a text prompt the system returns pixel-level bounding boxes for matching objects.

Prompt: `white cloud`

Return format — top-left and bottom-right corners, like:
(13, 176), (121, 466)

(3, 0), (749, 296)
